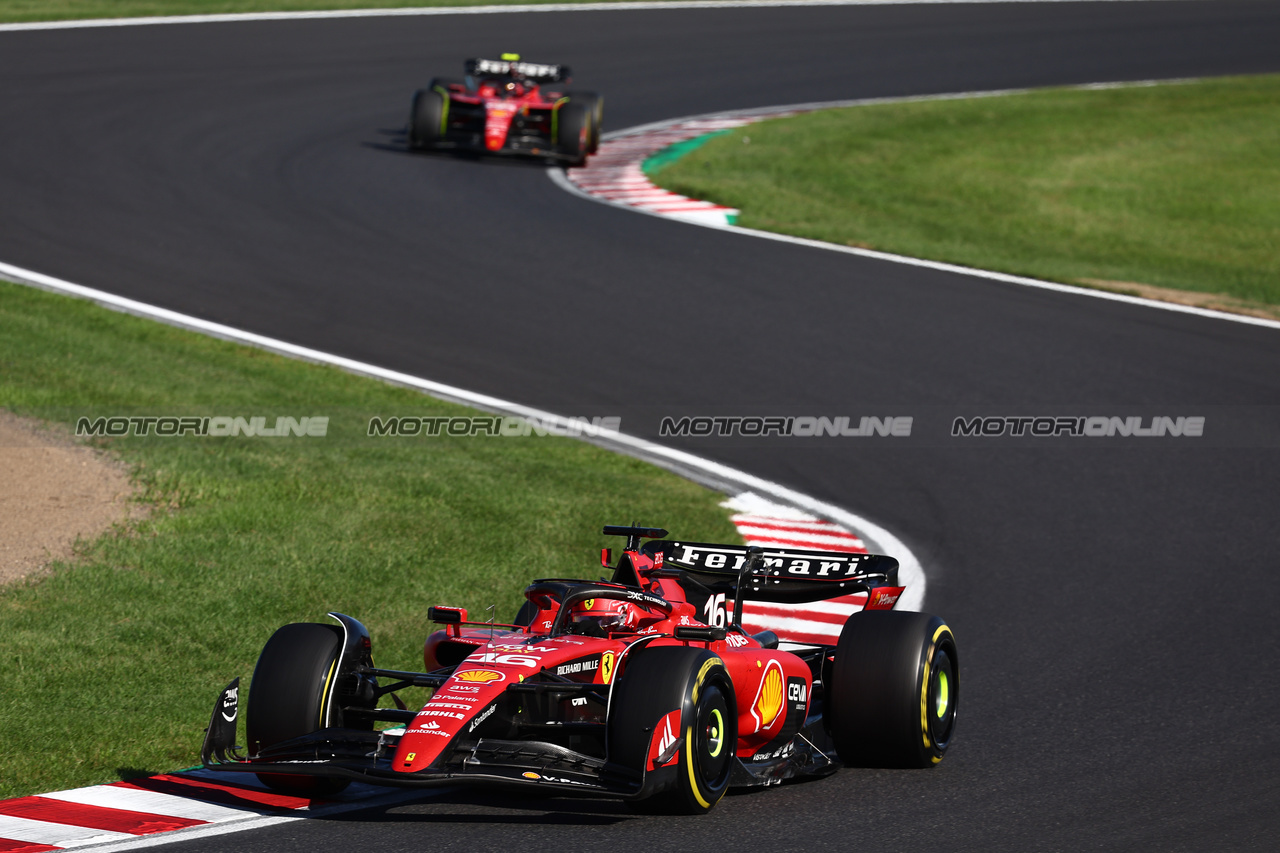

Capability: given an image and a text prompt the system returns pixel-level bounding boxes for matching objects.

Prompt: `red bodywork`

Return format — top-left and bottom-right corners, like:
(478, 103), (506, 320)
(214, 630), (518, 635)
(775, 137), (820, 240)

(396, 543), (901, 779)
(408, 58), (598, 164)
(201, 528), (911, 803)
(439, 79), (565, 153)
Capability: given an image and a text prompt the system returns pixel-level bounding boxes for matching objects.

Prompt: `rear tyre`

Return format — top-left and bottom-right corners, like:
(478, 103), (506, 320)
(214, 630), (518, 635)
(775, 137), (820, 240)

(246, 622), (350, 795)
(555, 102), (590, 167)
(609, 647), (736, 814)
(826, 610), (958, 768)
(408, 88), (446, 150)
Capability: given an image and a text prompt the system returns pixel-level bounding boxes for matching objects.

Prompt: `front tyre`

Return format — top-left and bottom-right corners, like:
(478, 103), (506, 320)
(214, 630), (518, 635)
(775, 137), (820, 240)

(565, 91), (603, 153)
(609, 647), (736, 814)
(826, 610), (958, 768)
(246, 622), (350, 795)
(408, 88), (446, 150)
(555, 102), (589, 167)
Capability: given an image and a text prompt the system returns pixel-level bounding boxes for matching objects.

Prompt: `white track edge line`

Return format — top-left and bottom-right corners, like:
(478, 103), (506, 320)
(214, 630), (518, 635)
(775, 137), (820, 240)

(64, 787), (441, 853)
(550, 83), (1280, 332)
(0, 1), (1180, 34)
(0, 259), (926, 614)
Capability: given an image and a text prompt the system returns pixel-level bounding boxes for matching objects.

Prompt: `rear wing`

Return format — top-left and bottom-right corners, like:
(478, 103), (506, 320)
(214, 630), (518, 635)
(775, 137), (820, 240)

(465, 58), (569, 82)
(650, 540), (901, 601)
(647, 540), (900, 604)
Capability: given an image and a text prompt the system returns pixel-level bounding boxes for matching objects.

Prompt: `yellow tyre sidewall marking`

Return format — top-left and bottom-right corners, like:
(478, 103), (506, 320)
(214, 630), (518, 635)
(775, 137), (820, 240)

(920, 654), (932, 749)
(685, 658), (725, 810)
(318, 656), (339, 729)
(692, 656), (721, 703)
(919, 625), (953, 752)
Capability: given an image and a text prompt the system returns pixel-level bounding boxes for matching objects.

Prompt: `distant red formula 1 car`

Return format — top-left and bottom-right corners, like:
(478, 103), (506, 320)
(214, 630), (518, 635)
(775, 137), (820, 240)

(202, 525), (957, 814)
(406, 54), (602, 166)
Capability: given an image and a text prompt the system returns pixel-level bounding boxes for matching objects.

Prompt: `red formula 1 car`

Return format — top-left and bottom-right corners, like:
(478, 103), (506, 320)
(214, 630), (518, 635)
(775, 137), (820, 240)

(202, 526), (958, 814)
(407, 55), (602, 166)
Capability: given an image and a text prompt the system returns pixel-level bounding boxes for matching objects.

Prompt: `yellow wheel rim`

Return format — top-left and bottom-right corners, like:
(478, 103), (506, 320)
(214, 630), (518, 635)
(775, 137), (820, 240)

(706, 708), (725, 758)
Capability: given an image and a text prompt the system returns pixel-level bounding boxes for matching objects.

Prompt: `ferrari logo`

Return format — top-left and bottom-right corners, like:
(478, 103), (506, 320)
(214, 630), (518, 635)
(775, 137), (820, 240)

(583, 599), (594, 610)
(600, 651), (616, 684)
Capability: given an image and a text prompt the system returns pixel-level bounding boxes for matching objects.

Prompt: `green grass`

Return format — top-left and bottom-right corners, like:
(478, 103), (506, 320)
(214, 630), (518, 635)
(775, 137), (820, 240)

(648, 75), (1280, 310)
(0, 0), (674, 24)
(0, 279), (739, 798)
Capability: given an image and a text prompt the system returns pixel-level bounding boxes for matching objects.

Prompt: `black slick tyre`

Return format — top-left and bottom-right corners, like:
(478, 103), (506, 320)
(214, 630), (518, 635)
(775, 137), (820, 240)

(555, 102), (590, 166)
(609, 647), (736, 814)
(826, 610), (958, 768)
(246, 622), (349, 795)
(408, 87), (446, 150)
(565, 91), (603, 153)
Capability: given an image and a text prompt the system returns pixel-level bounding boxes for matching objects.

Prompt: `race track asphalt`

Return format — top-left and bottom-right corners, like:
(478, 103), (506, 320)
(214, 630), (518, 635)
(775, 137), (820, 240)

(2, 2), (1279, 850)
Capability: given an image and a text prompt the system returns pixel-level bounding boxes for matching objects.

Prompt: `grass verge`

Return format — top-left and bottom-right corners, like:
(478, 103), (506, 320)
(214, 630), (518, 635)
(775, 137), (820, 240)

(0, 278), (739, 798)
(0, 0), (667, 24)
(647, 75), (1280, 318)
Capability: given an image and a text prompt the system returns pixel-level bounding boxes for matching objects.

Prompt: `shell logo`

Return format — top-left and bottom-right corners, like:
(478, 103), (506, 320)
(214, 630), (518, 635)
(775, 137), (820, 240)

(455, 669), (504, 684)
(751, 661), (785, 731)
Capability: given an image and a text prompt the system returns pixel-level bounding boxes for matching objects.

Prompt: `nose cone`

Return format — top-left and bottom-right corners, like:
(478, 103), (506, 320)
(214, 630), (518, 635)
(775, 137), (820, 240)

(393, 669), (509, 773)
(484, 101), (517, 151)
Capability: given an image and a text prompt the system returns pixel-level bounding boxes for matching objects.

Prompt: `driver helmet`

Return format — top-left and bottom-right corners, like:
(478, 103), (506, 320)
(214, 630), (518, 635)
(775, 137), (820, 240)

(501, 52), (525, 95)
(570, 597), (641, 635)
